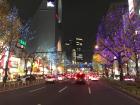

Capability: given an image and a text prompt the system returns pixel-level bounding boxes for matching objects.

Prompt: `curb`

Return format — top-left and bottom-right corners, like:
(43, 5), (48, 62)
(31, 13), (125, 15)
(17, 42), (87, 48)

(102, 79), (140, 101)
(111, 84), (140, 101)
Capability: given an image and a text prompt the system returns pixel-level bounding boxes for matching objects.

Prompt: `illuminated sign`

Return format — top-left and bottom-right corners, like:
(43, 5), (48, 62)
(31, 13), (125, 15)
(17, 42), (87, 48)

(17, 39), (27, 49)
(47, 0), (55, 7)
(18, 39), (26, 46)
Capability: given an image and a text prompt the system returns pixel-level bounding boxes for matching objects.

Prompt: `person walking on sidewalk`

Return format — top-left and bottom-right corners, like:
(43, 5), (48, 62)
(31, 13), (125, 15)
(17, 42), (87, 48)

(2, 76), (7, 87)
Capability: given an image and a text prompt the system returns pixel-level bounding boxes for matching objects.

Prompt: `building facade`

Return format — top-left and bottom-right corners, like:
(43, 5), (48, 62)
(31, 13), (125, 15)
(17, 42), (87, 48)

(30, 0), (62, 53)
(64, 37), (84, 65)
(128, 0), (140, 18)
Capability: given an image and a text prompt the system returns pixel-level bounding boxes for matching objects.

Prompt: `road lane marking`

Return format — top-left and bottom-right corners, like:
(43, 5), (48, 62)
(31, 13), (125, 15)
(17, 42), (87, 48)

(88, 87), (91, 95)
(58, 86), (67, 93)
(29, 87), (45, 93)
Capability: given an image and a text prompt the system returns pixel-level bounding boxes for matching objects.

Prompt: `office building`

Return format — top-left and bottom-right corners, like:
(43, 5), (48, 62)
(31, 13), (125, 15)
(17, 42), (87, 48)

(64, 37), (84, 65)
(30, 0), (62, 54)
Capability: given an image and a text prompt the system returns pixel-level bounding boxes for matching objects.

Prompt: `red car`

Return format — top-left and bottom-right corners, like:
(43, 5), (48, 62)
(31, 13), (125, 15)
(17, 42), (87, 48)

(75, 72), (86, 84)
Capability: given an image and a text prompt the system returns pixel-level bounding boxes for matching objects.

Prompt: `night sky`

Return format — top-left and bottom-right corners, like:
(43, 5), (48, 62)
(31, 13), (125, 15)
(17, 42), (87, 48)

(61, 0), (123, 62)
(9, 0), (123, 62)
(62, 0), (110, 55)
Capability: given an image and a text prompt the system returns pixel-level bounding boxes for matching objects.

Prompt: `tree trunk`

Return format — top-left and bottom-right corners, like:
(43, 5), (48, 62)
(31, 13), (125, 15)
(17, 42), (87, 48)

(126, 62), (129, 76)
(135, 52), (139, 77)
(118, 53), (123, 81)
(105, 65), (109, 78)
(30, 57), (35, 75)
(24, 59), (28, 76)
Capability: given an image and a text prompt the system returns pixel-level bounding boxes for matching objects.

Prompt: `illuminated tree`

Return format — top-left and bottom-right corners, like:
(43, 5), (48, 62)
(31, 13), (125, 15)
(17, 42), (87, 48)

(19, 19), (34, 48)
(18, 19), (34, 75)
(0, 3), (22, 82)
(0, 0), (9, 52)
(0, 1), (21, 53)
(124, 14), (140, 77)
(95, 3), (131, 81)
(6, 6), (21, 46)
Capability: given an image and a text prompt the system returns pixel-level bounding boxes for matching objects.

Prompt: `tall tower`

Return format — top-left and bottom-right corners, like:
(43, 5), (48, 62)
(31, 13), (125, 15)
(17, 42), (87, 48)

(31, 0), (56, 52)
(57, 0), (62, 23)
(55, 0), (63, 45)
(55, 0), (63, 57)
(30, 0), (63, 53)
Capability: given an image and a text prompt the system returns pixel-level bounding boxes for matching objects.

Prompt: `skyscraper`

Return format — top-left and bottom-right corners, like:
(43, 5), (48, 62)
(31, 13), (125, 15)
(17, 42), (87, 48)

(74, 37), (84, 64)
(31, 0), (62, 53)
(64, 37), (84, 65)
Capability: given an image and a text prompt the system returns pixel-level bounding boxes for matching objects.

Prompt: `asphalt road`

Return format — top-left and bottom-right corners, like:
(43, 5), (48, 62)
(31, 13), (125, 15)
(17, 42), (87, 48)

(0, 80), (140, 105)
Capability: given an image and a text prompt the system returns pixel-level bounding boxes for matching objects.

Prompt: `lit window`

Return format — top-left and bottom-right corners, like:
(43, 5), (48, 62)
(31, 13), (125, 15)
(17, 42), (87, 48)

(76, 38), (83, 41)
(80, 43), (82, 46)
(65, 43), (70, 46)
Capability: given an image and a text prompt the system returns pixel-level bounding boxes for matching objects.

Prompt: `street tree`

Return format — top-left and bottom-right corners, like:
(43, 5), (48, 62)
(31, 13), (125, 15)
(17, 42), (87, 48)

(0, 2), (22, 83)
(0, 1), (21, 53)
(123, 14), (140, 77)
(95, 3), (131, 81)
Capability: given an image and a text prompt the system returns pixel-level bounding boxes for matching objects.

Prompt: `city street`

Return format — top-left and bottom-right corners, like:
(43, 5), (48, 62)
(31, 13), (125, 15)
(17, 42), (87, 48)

(1, 0), (140, 105)
(0, 80), (139, 105)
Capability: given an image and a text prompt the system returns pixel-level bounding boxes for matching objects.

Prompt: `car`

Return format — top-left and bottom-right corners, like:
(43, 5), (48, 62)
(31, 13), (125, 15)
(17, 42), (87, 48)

(57, 75), (65, 81)
(45, 75), (56, 83)
(89, 75), (100, 81)
(124, 76), (135, 82)
(74, 72), (86, 84)
(20, 75), (36, 83)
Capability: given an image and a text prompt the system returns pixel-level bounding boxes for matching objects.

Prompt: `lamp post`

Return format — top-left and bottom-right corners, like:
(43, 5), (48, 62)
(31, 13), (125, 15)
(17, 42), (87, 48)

(95, 45), (99, 49)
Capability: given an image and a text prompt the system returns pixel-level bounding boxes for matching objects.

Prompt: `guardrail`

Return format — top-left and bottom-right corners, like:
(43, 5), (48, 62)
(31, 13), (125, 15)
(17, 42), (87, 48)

(0, 79), (45, 92)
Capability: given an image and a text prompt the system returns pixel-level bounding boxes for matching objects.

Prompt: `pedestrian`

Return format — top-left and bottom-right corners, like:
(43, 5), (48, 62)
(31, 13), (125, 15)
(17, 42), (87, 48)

(2, 76), (7, 87)
(17, 75), (21, 81)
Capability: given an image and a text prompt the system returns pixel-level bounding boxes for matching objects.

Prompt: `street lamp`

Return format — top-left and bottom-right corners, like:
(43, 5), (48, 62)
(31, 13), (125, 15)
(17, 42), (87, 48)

(95, 45), (99, 49)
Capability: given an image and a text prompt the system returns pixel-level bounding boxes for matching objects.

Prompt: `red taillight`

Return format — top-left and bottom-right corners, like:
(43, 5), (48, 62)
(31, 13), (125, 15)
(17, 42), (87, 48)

(74, 76), (77, 80)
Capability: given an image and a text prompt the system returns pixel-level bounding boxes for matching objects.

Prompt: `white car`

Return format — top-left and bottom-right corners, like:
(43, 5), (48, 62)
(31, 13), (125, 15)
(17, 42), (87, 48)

(45, 75), (56, 83)
(57, 74), (65, 81)
(20, 75), (30, 84)
(89, 75), (100, 81)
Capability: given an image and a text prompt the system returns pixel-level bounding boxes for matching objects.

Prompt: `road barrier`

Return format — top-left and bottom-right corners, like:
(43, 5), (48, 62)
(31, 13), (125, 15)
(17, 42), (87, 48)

(0, 79), (45, 92)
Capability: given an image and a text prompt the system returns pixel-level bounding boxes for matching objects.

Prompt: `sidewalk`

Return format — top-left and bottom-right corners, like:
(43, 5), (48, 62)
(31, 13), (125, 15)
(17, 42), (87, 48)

(0, 79), (45, 92)
(102, 78), (140, 100)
